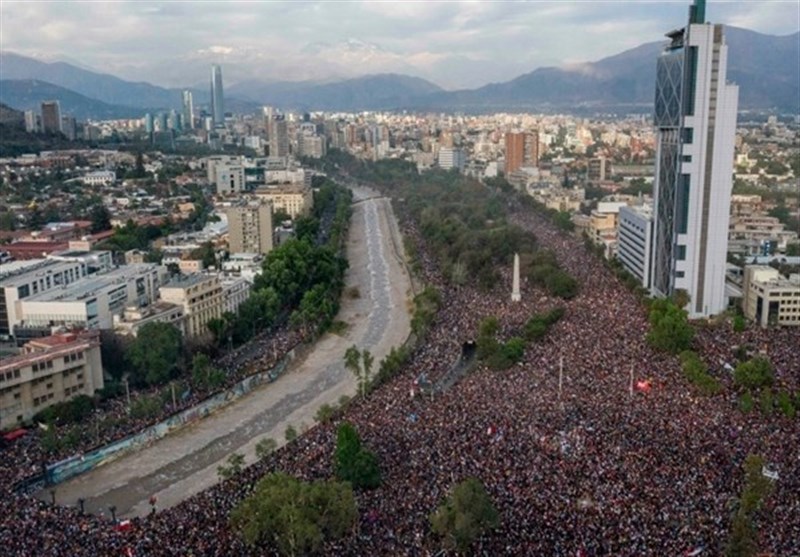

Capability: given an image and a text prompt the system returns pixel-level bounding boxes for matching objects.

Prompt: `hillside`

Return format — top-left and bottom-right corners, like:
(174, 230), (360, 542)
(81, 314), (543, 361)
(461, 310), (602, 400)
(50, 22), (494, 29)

(0, 79), (145, 120)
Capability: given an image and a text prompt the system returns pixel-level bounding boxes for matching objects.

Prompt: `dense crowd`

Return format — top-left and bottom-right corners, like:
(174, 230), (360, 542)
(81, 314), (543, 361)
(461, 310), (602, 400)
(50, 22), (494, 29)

(1, 203), (799, 556)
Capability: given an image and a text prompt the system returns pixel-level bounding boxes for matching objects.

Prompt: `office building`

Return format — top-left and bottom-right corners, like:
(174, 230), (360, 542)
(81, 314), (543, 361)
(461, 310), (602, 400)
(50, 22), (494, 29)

(618, 204), (654, 288)
(221, 276), (252, 314)
(0, 331), (104, 429)
(269, 115), (290, 158)
(225, 199), (274, 255)
(113, 301), (185, 337)
(160, 274), (224, 338)
(0, 260), (89, 339)
(40, 101), (62, 134)
(650, 0), (739, 317)
(742, 266), (800, 327)
(438, 147), (466, 172)
(588, 157), (612, 182)
(14, 264), (165, 338)
(215, 164), (246, 196)
(505, 131), (539, 174)
(254, 184), (313, 218)
(182, 90), (195, 130)
(24, 110), (39, 133)
(210, 64), (225, 127)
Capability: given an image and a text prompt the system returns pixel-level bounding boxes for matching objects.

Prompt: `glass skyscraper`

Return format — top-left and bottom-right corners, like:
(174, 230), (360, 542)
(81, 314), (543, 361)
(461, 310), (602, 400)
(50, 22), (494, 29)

(210, 64), (224, 127)
(651, 0), (739, 317)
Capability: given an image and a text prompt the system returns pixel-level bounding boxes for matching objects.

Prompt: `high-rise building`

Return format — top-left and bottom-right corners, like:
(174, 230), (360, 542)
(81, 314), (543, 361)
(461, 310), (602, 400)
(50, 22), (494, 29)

(40, 101), (62, 134)
(269, 115), (289, 157)
(182, 90), (195, 129)
(24, 110), (39, 133)
(225, 199), (274, 255)
(210, 64), (225, 127)
(505, 131), (539, 174)
(61, 116), (77, 140)
(650, 0), (738, 317)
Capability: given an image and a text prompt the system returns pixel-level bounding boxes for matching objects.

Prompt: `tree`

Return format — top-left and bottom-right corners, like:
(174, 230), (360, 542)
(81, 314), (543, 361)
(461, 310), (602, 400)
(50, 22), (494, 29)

(192, 353), (225, 390)
(726, 454), (775, 557)
(255, 437), (278, 460)
(217, 453), (245, 480)
(646, 299), (694, 354)
(230, 473), (357, 555)
(430, 478), (499, 552)
(733, 357), (774, 391)
(334, 422), (381, 490)
(89, 203), (111, 233)
(344, 345), (366, 398)
(127, 322), (182, 386)
(361, 349), (374, 392)
(0, 211), (15, 231)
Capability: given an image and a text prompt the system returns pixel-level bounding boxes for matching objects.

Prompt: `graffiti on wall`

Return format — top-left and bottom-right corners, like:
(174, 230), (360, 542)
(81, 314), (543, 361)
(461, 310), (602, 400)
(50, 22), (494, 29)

(45, 352), (293, 486)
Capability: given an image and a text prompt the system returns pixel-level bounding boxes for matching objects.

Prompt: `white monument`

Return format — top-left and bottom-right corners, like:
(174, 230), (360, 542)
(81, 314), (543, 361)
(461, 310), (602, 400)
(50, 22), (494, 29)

(511, 252), (521, 302)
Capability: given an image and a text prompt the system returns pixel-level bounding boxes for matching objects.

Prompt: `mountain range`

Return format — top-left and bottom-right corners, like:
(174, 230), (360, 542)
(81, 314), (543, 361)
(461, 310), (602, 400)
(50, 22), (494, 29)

(0, 26), (797, 118)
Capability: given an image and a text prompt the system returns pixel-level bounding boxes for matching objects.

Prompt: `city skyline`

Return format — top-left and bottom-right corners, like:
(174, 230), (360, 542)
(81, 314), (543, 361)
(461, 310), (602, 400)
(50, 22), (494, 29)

(1, 1), (797, 89)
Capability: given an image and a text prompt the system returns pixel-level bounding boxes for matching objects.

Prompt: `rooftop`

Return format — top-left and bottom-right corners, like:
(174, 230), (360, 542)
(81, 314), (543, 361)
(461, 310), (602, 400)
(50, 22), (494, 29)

(162, 273), (216, 289)
(24, 264), (159, 302)
(0, 259), (80, 287)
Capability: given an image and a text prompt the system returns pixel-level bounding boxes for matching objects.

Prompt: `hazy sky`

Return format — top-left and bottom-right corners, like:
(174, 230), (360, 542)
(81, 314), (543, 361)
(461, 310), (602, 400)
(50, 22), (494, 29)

(2, 1), (798, 89)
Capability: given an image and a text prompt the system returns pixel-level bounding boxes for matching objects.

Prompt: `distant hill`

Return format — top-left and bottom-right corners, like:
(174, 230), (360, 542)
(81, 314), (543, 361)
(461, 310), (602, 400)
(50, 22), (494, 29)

(0, 52), (180, 110)
(411, 27), (799, 112)
(1, 25), (796, 116)
(0, 102), (24, 126)
(0, 79), (145, 120)
(227, 73), (443, 111)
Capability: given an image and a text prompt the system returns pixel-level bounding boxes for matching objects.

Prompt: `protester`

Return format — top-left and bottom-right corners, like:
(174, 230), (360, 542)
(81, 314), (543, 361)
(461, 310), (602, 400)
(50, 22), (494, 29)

(1, 205), (798, 556)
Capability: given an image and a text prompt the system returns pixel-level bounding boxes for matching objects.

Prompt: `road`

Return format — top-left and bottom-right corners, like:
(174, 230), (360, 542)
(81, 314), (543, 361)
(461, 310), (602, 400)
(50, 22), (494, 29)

(45, 190), (412, 518)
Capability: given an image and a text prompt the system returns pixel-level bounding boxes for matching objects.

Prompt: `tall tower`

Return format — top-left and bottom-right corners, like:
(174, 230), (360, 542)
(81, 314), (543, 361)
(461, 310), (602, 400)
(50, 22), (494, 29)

(182, 90), (194, 130)
(650, 0), (738, 317)
(40, 101), (62, 134)
(210, 65), (224, 127)
(505, 131), (539, 175)
(269, 115), (289, 158)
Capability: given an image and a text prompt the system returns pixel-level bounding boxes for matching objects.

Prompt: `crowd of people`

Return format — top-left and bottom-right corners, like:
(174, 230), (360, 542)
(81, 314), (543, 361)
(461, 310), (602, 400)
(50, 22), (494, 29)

(1, 202), (799, 556)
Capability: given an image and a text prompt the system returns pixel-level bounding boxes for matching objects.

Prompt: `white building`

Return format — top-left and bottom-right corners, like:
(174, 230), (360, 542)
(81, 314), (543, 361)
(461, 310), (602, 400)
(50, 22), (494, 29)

(742, 266), (800, 327)
(222, 253), (264, 282)
(438, 147), (466, 172)
(15, 264), (166, 334)
(650, 0), (739, 317)
(618, 205), (654, 289)
(215, 164), (246, 196)
(82, 170), (116, 187)
(221, 276), (252, 314)
(0, 260), (89, 340)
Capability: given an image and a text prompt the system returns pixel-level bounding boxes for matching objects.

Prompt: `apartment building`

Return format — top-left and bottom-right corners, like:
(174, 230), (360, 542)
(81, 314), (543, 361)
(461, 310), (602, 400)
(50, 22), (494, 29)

(0, 331), (103, 429)
(159, 274), (223, 338)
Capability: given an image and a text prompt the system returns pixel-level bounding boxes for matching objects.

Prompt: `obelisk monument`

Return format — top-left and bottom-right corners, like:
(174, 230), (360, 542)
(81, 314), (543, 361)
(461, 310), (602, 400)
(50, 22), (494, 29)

(511, 253), (521, 302)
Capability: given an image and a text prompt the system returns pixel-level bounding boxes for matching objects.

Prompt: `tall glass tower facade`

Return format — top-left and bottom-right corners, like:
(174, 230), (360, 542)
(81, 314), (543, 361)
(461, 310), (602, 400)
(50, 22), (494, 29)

(651, 0), (739, 317)
(182, 90), (194, 130)
(210, 65), (224, 127)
